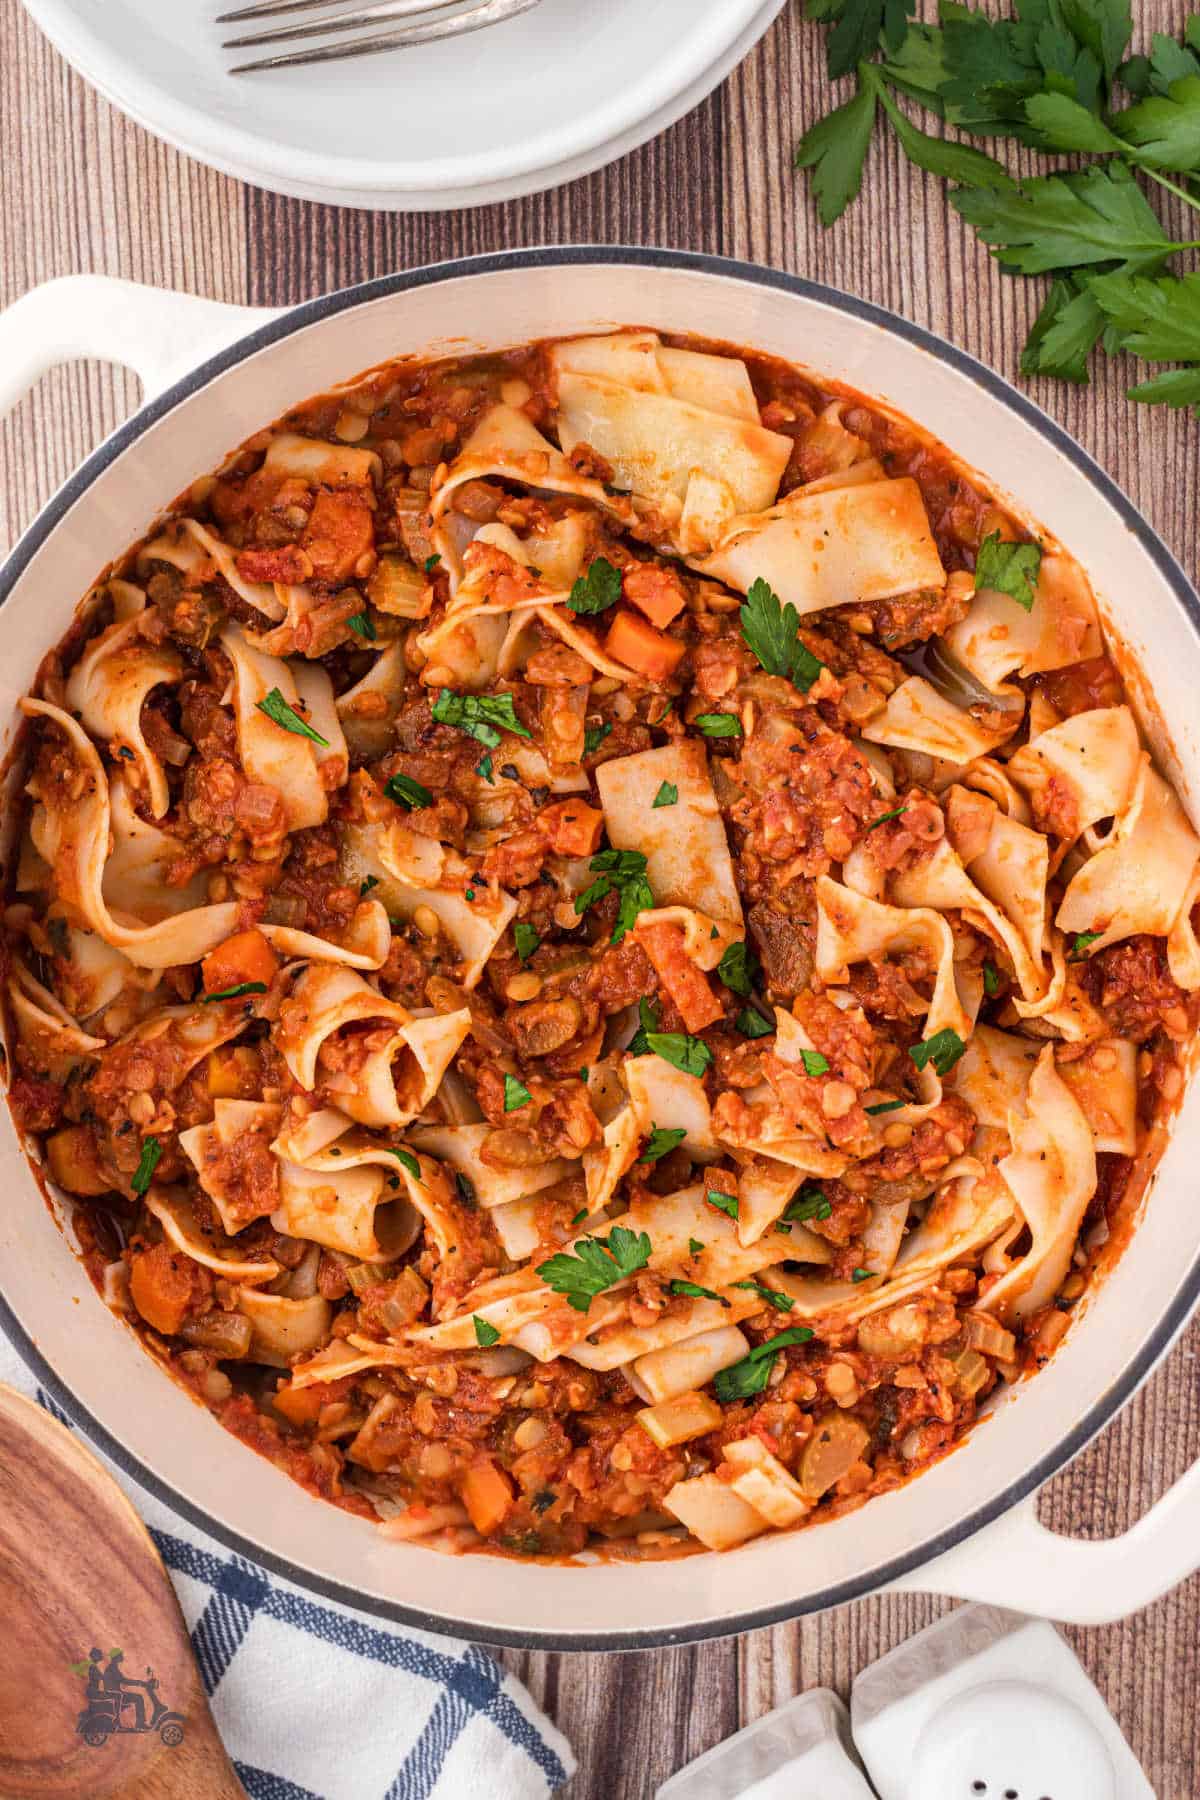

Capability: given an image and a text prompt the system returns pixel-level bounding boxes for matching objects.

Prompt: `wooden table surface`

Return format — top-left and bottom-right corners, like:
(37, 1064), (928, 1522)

(2, 2), (1197, 1794)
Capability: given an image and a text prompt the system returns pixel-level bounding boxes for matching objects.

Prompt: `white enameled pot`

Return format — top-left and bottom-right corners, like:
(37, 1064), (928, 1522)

(2, 252), (1199, 1650)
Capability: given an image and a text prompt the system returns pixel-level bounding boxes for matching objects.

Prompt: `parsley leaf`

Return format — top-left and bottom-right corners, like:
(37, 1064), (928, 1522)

(567, 557), (623, 615)
(628, 996), (660, 1057)
(794, 79), (879, 227)
(1120, 32), (1200, 99)
(646, 1031), (715, 1078)
(202, 980), (268, 1003)
(717, 939), (758, 998)
(694, 712), (743, 738)
(688, 1238), (705, 1256)
(983, 961), (1001, 996)
(669, 1278), (726, 1303)
(537, 1226), (652, 1313)
(583, 721), (613, 756)
(736, 1006), (774, 1040)
(347, 611), (377, 641)
(705, 1188), (739, 1220)
(871, 64), (1015, 188)
(384, 771), (433, 810)
(973, 531), (1042, 612)
(951, 165), (1174, 277)
(432, 688), (532, 750)
(639, 1125), (688, 1163)
(867, 805), (907, 830)
(131, 1136), (161, 1196)
(806, 0), (914, 82)
(1115, 74), (1200, 171)
(1020, 275), (1107, 384)
(503, 1074), (532, 1112)
(852, 1266), (877, 1282)
(477, 754), (495, 784)
(425, 553), (441, 572)
(514, 922), (540, 963)
(784, 1188), (833, 1223)
(652, 781), (678, 808)
(256, 687), (329, 747)
(800, 1048), (830, 1076)
(1069, 929), (1102, 958)
(473, 1315), (501, 1347)
(865, 1097), (907, 1114)
(909, 1027), (966, 1076)
(733, 1279), (795, 1313)
(713, 1326), (814, 1402)
(1090, 269), (1200, 369)
(574, 848), (655, 944)
(739, 577), (826, 692)
(389, 1147), (422, 1181)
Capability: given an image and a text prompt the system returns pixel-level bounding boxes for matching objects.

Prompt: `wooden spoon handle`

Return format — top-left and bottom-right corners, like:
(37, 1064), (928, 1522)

(0, 1383), (246, 1799)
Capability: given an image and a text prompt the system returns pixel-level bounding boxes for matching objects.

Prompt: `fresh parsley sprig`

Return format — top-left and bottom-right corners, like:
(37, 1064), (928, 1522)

(574, 848), (655, 944)
(431, 688), (532, 750)
(537, 1226), (653, 1314)
(739, 577), (826, 693)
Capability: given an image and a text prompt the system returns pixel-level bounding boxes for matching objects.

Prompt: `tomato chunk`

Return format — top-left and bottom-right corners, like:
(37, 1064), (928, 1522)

(622, 562), (687, 629)
(301, 487), (375, 583)
(636, 921), (724, 1033)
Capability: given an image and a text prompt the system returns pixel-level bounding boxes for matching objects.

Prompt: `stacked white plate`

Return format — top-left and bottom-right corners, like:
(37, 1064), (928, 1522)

(21, 0), (786, 210)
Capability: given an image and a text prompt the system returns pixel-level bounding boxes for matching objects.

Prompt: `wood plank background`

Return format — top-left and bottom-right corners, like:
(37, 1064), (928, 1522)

(1, 1), (1197, 1793)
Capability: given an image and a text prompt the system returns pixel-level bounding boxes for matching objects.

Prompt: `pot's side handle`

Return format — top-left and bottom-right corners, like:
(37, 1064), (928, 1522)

(0, 276), (280, 417)
(888, 1459), (1200, 1624)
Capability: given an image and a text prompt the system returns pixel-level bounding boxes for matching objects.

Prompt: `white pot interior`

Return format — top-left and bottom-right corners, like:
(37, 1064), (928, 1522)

(4, 256), (1200, 1645)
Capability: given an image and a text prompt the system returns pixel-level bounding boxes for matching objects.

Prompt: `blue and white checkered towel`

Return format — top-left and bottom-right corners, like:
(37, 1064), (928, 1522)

(0, 1342), (574, 1800)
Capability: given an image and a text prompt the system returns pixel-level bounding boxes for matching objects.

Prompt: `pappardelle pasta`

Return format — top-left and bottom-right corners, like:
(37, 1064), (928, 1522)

(7, 328), (1197, 1559)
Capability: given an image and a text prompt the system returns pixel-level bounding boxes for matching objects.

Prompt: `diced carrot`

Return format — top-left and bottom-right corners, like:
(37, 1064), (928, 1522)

(129, 1244), (204, 1337)
(301, 487), (375, 583)
(622, 562), (687, 629)
(460, 1455), (515, 1536)
(272, 1382), (326, 1428)
(45, 1124), (112, 1197)
(201, 928), (280, 998)
(603, 609), (686, 682)
(540, 799), (604, 858)
(636, 922), (724, 1034)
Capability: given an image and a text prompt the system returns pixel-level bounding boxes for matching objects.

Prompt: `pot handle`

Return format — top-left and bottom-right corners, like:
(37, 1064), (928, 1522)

(888, 1457), (1200, 1623)
(0, 275), (280, 417)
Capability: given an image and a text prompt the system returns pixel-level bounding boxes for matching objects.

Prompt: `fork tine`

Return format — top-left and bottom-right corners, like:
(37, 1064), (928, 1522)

(228, 0), (537, 68)
(216, 0), (350, 24)
(224, 0), (454, 48)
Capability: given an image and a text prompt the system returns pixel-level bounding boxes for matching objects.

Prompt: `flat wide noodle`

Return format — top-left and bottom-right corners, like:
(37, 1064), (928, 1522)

(64, 611), (182, 819)
(596, 741), (742, 925)
(1057, 758), (1200, 955)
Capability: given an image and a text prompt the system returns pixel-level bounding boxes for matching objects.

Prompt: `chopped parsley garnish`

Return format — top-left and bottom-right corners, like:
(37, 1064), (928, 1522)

(652, 780), (678, 808)
(513, 922), (540, 964)
(477, 754), (495, 784)
(255, 687), (329, 747)
(669, 1278), (727, 1304)
(784, 1188), (833, 1223)
(736, 1006), (774, 1040)
(983, 961), (1001, 996)
(384, 771), (432, 810)
(348, 611), (377, 641)
(574, 848), (654, 944)
(716, 939), (758, 998)
(639, 1125), (688, 1164)
(1070, 930), (1102, 959)
(131, 1136), (162, 1197)
(704, 1188), (739, 1221)
(852, 1267), (876, 1283)
(424, 553), (441, 572)
(865, 1098), (907, 1115)
(473, 1315), (501, 1347)
(733, 1279), (795, 1313)
(713, 1327), (814, 1403)
(567, 556), (623, 615)
(455, 1170), (477, 1207)
(867, 806), (908, 831)
(645, 1031), (714, 1078)
(694, 712), (743, 738)
(583, 721), (613, 756)
(431, 688), (532, 750)
(800, 1048), (830, 1077)
(974, 533), (1043, 612)
(388, 1147), (422, 1181)
(688, 1238), (705, 1256)
(503, 1074), (532, 1112)
(201, 981), (268, 1003)
(537, 1225), (652, 1313)
(359, 875), (379, 897)
(909, 1027), (966, 1077)
(628, 995), (659, 1057)
(740, 576), (825, 692)
(571, 1207), (589, 1225)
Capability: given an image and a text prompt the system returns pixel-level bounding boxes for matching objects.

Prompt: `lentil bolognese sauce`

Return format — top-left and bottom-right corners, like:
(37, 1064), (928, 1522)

(6, 328), (1198, 1559)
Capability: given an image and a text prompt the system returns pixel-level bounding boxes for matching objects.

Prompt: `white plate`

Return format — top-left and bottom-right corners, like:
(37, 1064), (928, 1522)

(21, 0), (783, 210)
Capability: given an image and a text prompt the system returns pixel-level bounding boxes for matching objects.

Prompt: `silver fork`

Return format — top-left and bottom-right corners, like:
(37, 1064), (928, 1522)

(218, 0), (541, 73)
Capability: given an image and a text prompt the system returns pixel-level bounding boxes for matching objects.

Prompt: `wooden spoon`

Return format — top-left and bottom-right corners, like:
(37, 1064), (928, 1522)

(0, 1382), (246, 1799)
